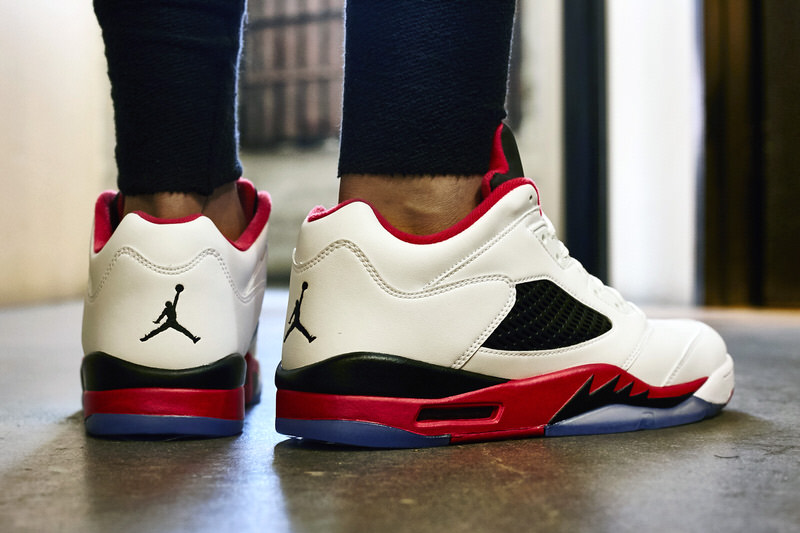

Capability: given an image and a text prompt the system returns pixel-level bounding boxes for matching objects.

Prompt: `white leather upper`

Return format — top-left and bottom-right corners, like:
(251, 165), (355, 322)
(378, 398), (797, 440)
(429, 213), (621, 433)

(282, 181), (730, 388)
(82, 205), (268, 370)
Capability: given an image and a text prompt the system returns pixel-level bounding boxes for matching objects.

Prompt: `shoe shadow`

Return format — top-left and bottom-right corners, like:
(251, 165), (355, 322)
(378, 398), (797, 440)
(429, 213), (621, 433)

(269, 408), (781, 533)
(0, 410), (261, 532)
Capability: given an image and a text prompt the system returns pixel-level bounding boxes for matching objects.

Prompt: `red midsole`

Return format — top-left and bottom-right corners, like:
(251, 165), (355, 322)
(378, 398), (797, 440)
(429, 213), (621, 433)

(276, 364), (706, 441)
(84, 387), (245, 420)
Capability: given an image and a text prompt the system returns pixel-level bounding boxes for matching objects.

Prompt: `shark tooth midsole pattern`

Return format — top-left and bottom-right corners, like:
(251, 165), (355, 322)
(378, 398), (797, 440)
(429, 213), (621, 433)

(276, 361), (725, 447)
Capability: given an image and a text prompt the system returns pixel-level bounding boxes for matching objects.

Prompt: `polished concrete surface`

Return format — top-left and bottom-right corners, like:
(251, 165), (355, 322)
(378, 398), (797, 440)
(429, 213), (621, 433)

(0, 290), (798, 533)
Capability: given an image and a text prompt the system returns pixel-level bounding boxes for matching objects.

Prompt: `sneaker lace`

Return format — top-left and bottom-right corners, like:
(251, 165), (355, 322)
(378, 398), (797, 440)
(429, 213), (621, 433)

(534, 214), (632, 312)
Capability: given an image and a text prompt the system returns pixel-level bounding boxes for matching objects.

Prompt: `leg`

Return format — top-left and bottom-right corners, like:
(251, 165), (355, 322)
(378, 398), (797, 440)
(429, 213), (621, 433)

(94, 0), (248, 240)
(83, 0), (271, 438)
(283, 323), (297, 343)
(337, 0), (517, 235)
(293, 323), (316, 344)
(139, 322), (170, 342)
(172, 323), (201, 344)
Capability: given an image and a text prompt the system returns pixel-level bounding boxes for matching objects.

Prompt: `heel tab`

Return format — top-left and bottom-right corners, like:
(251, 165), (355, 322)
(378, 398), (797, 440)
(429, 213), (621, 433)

(483, 123), (526, 197)
(93, 191), (122, 253)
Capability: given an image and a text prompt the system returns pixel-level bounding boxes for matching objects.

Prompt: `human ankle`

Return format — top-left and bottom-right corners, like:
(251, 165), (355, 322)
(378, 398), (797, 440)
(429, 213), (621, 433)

(123, 182), (247, 241)
(338, 174), (483, 235)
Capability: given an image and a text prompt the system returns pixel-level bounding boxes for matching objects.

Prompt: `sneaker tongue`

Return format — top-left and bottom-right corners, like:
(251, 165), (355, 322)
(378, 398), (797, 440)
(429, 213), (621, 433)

(486, 124), (526, 192)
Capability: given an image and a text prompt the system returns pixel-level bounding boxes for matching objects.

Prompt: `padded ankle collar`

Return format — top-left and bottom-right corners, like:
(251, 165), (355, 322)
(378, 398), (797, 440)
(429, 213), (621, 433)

(92, 179), (271, 253)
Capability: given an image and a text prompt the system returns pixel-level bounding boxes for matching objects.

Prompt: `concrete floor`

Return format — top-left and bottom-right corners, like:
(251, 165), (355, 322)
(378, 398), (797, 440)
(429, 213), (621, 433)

(0, 291), (798, 533)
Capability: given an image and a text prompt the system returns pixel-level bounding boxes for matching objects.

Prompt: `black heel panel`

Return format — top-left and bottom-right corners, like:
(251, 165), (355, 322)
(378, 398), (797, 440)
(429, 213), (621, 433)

(81, 352), (246, 391)
(275, 352), (508, 399)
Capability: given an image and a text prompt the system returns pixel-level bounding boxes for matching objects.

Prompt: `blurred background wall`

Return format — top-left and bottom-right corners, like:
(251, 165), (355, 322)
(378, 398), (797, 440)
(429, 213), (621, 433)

(607, 0), (704, 304)
(0, 0), (114, 305)
(2, 0), (797, 308)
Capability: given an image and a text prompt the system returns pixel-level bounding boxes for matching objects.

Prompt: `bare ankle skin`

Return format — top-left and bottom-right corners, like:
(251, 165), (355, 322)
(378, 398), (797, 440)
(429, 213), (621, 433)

(123, 182), (247, 241)
(338, 174), (483, 235)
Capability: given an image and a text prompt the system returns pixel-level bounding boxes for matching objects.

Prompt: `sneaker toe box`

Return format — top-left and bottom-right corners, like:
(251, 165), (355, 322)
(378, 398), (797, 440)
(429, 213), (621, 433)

(633, 319), (731, 389)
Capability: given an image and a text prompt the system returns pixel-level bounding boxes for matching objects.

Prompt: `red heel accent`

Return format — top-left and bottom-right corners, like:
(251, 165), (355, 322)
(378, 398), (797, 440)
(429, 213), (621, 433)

(83, 387), (245, 420)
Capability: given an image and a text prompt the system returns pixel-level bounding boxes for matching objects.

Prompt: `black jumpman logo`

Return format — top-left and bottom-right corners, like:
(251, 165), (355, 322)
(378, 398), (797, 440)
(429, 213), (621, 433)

(140, 284), (200, 344)
(283, 281), (316, 343)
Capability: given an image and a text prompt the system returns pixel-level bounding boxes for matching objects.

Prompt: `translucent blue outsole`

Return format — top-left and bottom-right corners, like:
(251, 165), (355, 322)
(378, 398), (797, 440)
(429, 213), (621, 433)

(277, 396), (724, 448)
(85, 413), (243, 438)
(544, 396), (723, 437)
(276, 418), (451, 448)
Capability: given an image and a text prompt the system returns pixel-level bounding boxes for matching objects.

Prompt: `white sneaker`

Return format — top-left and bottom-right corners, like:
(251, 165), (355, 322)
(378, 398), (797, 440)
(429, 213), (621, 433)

(81, 179), (270, 437)
(276, 125), (734, 448)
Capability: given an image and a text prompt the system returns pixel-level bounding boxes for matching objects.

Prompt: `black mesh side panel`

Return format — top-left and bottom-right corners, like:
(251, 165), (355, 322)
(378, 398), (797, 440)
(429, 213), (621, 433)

(483, 280), (612, 351)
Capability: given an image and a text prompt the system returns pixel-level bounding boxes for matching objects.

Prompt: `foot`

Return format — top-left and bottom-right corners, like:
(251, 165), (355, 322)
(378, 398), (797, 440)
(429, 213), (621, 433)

(276, 124), (735, 448)
(123, 181), (248, 242)
(338, 173), (483, 235)
(81, 179), (271, 438)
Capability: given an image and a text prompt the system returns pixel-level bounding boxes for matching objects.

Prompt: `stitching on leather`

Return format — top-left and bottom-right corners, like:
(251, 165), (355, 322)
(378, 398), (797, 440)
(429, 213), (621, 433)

(87, 247), (263, 304)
